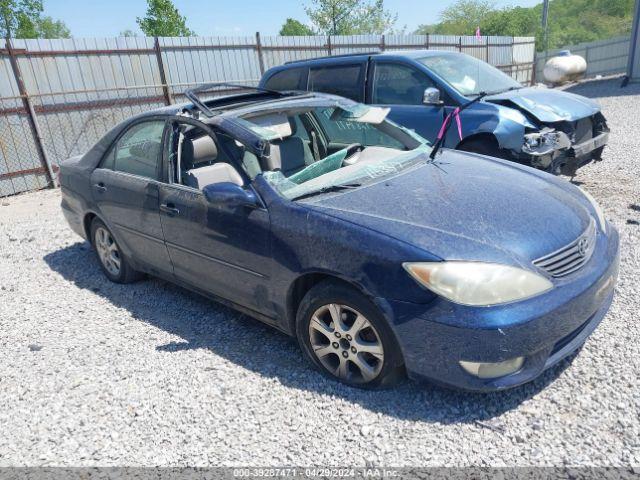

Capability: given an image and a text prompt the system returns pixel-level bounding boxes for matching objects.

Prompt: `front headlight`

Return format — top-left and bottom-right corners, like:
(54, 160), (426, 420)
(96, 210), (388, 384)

(522, 129), (571, 155)
(403, 261), (553, 306)
(579, 187), (606, 233)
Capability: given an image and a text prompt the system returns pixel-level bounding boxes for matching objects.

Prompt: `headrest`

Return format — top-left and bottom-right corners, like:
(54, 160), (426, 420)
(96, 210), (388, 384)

(192, 135), (217, 162)
(246, 113), (293, 139)
(181, 135), (217, 171)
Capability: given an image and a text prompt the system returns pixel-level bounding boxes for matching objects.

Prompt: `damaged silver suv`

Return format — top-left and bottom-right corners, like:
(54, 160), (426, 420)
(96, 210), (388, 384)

(260, 50), (609, 176)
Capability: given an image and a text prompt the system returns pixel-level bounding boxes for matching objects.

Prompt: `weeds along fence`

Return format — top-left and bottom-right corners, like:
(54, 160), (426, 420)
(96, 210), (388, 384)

(0, 34), (535, 197)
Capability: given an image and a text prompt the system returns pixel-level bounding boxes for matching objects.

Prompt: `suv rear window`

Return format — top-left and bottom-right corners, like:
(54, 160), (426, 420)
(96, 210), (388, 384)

(308, 64), (364, 101)
(263, 67), (307, 91)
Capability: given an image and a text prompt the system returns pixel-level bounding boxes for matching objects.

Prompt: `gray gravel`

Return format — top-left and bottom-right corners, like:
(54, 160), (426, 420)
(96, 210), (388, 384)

(0, 77), (638, 467)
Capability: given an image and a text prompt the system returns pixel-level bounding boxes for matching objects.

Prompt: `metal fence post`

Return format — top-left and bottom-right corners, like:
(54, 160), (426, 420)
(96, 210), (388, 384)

(380, 34), (385, 52)
(327, 36), (332, 56)
(531, 54), (537, 85)
(511, 36), (515, 79)
(5, 38), (56, 188)
(255, 32), (265, 75)
(154, 37), (171, 105)
(425, 33), (430, 49)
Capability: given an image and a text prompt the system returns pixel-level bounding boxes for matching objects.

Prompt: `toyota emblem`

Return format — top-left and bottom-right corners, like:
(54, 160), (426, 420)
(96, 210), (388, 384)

(577, 237), (589, 257)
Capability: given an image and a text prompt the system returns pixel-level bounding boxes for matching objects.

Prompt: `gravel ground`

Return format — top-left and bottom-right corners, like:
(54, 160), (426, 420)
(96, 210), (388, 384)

(0, 77), (638, 468)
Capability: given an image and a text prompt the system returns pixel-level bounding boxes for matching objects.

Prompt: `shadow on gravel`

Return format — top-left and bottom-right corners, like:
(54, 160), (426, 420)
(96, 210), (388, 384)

(44, 242), (577, 425)
(563, 76), (640, 99)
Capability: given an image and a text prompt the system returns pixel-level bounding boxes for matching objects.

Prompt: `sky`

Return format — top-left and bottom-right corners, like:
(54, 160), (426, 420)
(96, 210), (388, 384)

(44, 0), (542, 38)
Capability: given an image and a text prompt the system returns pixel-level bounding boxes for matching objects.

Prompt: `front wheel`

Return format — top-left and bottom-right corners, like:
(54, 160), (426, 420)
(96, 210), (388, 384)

(296, 281), (404, 389)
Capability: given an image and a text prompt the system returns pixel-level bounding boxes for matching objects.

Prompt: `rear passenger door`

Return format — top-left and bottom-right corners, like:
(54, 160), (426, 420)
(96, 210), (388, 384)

(262, 66), (308, 91)
(90, 118), (173, 276)
(308, 61), (367, 102)
(368, 60), (449, 143)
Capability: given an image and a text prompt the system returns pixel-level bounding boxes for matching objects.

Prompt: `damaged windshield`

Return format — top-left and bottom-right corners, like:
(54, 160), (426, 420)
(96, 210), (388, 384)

(237, 104), (430, 200)
(419, 54), (521, 96)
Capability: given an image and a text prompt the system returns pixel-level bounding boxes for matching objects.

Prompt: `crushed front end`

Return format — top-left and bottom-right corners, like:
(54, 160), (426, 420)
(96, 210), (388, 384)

(520, 112), (609, 176)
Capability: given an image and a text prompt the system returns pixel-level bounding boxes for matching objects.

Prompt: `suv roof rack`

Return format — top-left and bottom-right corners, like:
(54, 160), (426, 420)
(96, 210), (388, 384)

(184, 82), (297, 117)
(284, 51), (380, 65)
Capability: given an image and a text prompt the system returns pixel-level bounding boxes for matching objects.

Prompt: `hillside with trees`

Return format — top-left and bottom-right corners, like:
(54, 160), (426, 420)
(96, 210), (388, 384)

(416, 0), (635, 50)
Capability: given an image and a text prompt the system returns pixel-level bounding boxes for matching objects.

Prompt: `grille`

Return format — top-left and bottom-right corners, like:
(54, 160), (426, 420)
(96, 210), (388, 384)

(533, 219), (596, 278)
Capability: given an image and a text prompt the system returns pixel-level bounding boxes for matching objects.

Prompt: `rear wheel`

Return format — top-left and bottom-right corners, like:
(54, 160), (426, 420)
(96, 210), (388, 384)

(90, 218), (142, 284)
(296, 281), (404, 389)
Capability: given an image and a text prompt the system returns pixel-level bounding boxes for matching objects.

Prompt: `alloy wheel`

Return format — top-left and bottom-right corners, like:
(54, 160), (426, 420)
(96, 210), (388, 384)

(94, 227), (121, 276)
(308, 303), (384, 384)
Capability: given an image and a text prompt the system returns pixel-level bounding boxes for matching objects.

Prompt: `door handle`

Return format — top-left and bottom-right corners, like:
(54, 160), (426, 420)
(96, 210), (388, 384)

(93, 182), (107, 193)
(160, 203), (180, 216)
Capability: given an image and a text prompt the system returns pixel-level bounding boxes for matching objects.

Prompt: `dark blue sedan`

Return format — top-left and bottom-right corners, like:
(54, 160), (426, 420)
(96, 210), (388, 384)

(59, 87), (619, 391)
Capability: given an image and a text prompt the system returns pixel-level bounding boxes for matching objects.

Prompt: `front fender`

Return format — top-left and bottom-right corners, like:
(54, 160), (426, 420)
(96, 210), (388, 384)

(452, 103), (535, 152)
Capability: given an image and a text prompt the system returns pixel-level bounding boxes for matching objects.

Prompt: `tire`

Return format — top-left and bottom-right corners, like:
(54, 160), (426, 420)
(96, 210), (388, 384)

(458, 138), (511, 160)
(90, 218), (142, 284)
(296, 280), (405, 389)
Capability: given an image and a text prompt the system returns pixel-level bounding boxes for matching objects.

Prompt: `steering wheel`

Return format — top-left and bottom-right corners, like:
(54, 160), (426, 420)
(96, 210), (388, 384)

(342, 143), (364, 165)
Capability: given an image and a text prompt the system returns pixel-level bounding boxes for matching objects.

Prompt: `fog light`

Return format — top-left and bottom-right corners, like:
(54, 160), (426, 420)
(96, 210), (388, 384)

(459, 357), (524, 379)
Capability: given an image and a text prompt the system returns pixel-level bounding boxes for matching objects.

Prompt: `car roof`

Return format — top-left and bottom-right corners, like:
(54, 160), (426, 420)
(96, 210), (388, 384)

(280, 49), (460, 67)
(131, 90), (342, 120)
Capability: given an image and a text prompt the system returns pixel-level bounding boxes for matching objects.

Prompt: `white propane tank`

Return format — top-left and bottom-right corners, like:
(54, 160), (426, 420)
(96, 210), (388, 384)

(543, 50), (587, 84)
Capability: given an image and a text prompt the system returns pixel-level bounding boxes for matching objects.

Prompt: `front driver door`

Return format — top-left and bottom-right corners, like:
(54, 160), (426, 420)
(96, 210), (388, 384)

(156, 118), (272, 315)
(90, 118), (173, 276)
(368, 60), (449, 143)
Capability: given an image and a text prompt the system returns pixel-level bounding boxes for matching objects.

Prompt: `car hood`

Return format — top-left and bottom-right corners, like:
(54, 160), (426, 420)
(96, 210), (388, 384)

(302, 151), (593, 267)
(485, 86), (600, 123)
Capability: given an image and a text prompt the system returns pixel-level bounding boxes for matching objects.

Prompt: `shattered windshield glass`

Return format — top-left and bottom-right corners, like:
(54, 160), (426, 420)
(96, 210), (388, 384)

(419, 54), (521, 96)
(237, 105), (430, 200)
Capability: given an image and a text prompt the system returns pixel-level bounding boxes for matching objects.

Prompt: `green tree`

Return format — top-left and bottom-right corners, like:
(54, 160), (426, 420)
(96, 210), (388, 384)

(279, 18), (314, 35)
(414, 23), (437, 35)
(7, 3), (70, 39)
(137, 0), (194, 37)
(120, 29), (139, 37)
(33, 16), (70, 38)
(305, 0), (397, 35)
(0, 0), (42, 37)
(433, 0), (495, 35)
(15, 11), (38, 37)
(481, 6), (538, 37)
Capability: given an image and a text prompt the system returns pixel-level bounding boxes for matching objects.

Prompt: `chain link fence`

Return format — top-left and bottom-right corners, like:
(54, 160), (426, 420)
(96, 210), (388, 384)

(0, 96), (49, 196)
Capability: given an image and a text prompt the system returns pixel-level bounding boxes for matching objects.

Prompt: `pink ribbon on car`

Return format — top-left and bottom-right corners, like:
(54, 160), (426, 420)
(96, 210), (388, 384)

(436, 107), (463, 141)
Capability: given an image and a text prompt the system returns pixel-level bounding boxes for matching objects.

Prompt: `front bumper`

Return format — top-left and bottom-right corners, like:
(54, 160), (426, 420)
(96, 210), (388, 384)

(383, 224), (620, 392)
(571, 131), (609, 158)
(521, 130), (609, 175)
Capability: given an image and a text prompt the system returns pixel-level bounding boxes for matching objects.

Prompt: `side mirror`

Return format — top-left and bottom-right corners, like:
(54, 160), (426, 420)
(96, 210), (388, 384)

(423, 87), (443, 106)
(202, 182), (260, 209)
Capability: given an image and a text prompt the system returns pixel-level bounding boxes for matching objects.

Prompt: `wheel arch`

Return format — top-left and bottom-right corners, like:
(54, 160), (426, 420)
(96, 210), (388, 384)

(285, 271), (376, 336)
(456, 131), (500, 151)
(83, 211), (99, 241)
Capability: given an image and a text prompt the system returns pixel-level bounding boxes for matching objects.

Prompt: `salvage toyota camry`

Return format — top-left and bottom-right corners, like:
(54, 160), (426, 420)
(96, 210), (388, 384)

(58, 85), (619, 391)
